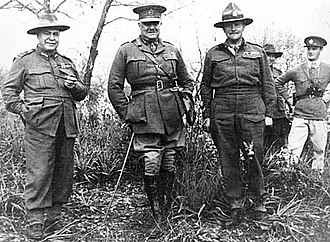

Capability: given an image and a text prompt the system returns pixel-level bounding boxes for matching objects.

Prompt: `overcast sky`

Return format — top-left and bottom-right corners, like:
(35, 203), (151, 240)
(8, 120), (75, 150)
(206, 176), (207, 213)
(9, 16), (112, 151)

(0, 0), (330, 75)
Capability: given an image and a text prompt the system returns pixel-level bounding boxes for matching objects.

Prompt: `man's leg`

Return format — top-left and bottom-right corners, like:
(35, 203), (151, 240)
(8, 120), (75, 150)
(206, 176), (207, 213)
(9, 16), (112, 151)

(45, 118), (75, 234)
(134, 134), (164, 222)
(24, 127), (56, 239)
(309, 120), (328, 173)
(288, 118), (309, 163)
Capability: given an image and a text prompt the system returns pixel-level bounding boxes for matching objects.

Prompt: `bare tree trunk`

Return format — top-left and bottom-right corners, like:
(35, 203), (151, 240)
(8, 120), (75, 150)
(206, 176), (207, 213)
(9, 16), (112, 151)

(83, 0), (114, 89)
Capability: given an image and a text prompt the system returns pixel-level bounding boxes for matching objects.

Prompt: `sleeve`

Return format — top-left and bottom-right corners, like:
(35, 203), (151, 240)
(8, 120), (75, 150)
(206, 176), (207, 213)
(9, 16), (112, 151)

(260, 49), (276, 118)
(175, 48), (194, 95)
(107, 47), (129, 120)
(322, 82), (330, 103)
(68, 62), (88, 101)
(2, 59), (26, 115)
(275, 70), (292, 101)
(200, 51), (213, 118)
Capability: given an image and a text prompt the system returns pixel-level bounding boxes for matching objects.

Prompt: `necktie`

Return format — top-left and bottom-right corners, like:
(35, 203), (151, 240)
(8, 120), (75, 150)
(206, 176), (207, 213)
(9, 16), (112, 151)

(150, 42), (157, 53)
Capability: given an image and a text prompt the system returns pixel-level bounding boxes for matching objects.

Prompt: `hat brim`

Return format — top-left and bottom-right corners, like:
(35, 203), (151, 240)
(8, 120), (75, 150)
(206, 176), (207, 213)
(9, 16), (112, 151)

(266, 52), (283, 58)
(139, 18), (162, 23)
(27, 25), (70, 35)
(214, 18), (253, 28)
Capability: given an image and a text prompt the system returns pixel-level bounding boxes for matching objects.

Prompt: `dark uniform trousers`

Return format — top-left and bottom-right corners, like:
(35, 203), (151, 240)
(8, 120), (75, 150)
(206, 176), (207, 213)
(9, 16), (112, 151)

(210, 91), (266, 203)
(25, 116), (75, 212)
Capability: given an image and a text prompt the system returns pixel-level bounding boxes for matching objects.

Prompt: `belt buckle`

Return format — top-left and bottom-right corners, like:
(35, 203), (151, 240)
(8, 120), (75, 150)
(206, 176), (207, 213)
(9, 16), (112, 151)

(156, 80), (164, 91)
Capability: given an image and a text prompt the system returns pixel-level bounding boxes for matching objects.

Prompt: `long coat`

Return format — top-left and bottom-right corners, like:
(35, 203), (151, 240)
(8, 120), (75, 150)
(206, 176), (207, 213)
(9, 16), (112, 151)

(2, 46), (88, 137)
(108, 37), (193, 135)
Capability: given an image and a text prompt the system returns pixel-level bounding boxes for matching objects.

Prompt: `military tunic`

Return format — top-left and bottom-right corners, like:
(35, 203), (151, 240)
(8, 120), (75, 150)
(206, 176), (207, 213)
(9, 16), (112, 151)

(2, 46), (88, 210)
(108, 37), (193, 175)
(201, 39), (276, 202)
(275, 62), (330, 171)
(264, 66), (290, 150)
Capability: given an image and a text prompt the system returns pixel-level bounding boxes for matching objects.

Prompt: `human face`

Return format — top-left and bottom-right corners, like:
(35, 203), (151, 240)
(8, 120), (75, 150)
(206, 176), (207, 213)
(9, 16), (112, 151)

(307, 46), (322, 61)
(267, 54), (277, 66)
(138, 21), (161, 41)
(223, 21), (245, 44)
(37, 29), (60, 52)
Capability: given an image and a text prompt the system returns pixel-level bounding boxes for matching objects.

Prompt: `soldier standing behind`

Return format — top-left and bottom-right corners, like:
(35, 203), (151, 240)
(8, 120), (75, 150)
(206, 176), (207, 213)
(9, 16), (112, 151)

(200, 2), (276, 224)
(275, 36), (330, 177)
(2, 12), (88, 240)
(107, 5), (193, 224)
(263, 44), (290, 151)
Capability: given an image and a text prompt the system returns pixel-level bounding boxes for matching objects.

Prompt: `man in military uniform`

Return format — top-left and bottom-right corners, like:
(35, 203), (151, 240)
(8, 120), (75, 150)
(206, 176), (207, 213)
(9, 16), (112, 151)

(2, 13), (88, 240)
(275, 36), (330, 177)
(200, 2), (276, 223)
(263, 44), (290, 151)
(108, 5), (193, 223)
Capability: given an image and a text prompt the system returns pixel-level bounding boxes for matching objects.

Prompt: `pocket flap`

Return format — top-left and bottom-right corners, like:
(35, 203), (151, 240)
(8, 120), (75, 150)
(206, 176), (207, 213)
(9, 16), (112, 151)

(212, 55), (230, 62)
(242, 51), (261, 59)
(126, 55), (145, 63)
(244, 114), (265, 122)
(28, 68), (52, 75)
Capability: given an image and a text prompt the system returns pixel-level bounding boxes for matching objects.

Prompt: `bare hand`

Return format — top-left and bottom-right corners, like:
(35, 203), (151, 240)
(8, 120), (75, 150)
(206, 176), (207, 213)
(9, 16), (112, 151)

(265, 116), (273, 126)
(64, 76), (77, 89)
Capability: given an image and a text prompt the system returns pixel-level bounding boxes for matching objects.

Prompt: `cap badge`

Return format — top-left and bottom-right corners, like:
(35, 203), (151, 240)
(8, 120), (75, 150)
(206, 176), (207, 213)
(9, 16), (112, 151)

(309, 39), (314, 44)
(232, 10), (238, 17)
(148, 8), (154, 16)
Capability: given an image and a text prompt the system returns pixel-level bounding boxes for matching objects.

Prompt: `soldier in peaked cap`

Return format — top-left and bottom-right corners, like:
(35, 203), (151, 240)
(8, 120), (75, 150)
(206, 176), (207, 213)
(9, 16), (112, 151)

(275, 36), (330, 179)
(2, 12), (88, 240)
(200, 2), (276, 224)
(108, 4), (193, 226)
(263, 44), (291, 151)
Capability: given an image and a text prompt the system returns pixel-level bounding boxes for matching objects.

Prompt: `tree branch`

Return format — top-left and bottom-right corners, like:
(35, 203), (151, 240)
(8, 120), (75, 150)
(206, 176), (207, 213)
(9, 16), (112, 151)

(54, 0), (67, 12)
(104, 16), (135, 26)
(0, 0), (15, 9)
(83, 0), (115, 88)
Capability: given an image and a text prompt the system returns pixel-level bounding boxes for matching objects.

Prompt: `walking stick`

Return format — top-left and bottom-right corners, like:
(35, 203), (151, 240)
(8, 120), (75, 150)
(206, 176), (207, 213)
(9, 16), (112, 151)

(102, 132), (135, 223)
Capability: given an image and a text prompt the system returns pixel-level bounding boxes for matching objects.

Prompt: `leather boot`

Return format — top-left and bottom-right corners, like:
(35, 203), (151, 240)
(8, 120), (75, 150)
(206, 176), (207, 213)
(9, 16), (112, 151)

(144, 175), (161, 223)
(26, 208), (44, 240)
(45, 203), (63, 235)
(164, 171), (175, 214)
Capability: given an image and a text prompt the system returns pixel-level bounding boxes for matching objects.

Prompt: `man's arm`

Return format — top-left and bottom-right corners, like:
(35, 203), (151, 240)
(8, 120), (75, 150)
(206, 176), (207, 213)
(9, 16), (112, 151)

(2, 60), (26, 115)
(107, 47), (129, 120)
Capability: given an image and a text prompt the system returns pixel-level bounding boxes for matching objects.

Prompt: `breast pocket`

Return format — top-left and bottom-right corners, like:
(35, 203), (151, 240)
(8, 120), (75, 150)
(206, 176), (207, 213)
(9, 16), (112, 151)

(241, 52), (261, 76)
(211, 55), (232, 80)
(126, 55), (146, 79)
(28, 68), (57, 89)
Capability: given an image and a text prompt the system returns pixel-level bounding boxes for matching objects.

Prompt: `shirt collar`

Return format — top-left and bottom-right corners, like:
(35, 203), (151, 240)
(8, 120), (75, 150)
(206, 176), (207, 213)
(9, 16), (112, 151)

(36, 45), (58, 59)
(224, 38), (245, 55)
(307, 59), (320, 69)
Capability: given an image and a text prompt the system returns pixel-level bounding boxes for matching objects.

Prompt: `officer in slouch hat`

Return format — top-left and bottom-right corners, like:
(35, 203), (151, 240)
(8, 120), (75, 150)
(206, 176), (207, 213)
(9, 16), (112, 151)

(2, 12), (88, 240)
(263, 44), (290, 151)
(108, 4), (194, 224)
(200, 2), (276, 224)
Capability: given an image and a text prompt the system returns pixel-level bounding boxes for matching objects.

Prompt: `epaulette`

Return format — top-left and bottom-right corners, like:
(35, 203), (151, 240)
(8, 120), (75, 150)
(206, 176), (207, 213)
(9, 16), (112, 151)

(121, 41), (130, 46)
(273, 66), (283, 74)
(57, 53), (73, 62)
(163, 40), (174, 46)
(246, 42), (262, 48)
(13, 49), (35, 62)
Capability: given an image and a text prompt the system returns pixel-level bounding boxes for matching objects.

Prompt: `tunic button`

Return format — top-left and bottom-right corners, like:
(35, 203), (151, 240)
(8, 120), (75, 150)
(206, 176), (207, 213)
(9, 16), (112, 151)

(157, 75), (161, 79)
